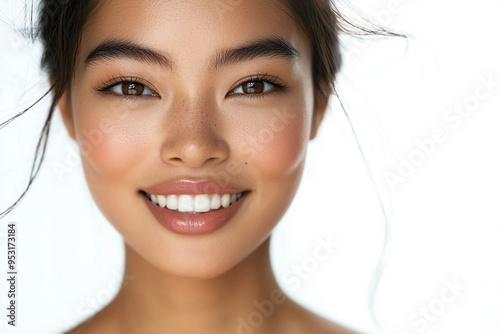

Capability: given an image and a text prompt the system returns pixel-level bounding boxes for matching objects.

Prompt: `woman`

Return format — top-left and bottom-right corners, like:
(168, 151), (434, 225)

(3, 0), (387, 332)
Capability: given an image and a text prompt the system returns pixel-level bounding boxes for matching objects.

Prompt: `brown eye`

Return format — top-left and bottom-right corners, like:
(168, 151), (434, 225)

(230, 79), (275, 95)
(108, 81), (157, 97)
(242, 81), (265, 94)
(122, 82), (144, 95)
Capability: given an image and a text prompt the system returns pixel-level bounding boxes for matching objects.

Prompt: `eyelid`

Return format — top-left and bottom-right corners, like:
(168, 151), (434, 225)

(93, 76), (160, 98)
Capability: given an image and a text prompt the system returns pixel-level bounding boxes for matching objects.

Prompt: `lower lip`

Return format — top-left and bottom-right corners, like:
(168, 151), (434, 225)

(142, 193), (248, 235)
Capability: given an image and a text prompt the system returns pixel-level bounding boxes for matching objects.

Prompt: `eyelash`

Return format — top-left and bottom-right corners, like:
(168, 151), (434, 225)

(94, 76), (158, 100)
(93, 74), (286, 100)
(228, 74), (286, 99)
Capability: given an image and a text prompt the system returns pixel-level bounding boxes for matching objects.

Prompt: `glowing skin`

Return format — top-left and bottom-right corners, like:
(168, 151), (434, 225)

(58, 0), (357, 333)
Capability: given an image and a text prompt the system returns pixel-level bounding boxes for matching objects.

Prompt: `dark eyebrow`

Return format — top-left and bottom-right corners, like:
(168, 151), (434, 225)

(210, 37), (299, 70)
(84, 37), (298, 70)
(85, 40), (172, 68)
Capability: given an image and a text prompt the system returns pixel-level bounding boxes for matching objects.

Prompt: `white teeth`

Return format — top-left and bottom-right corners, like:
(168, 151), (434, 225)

(151, 194), (158, 205)
(178, 195), (194, 213)
(146, 192), (244, 213)
(221, 194), (230, 208)
(210, 194), (221, 210)
(157, 195), (167, 208)
(194, 194), (210, 212)
(166, 195), (177, 210)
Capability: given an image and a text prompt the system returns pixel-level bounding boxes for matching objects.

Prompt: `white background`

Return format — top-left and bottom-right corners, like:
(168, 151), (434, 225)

(0, 0), (499, 333)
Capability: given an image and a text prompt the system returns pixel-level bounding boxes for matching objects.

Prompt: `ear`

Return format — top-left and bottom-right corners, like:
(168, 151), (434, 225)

(57, 89), (76, 141)
(309, 90), (329, 140)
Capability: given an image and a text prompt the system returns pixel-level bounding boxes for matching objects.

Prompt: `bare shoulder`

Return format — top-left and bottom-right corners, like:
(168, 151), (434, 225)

(63, 316), (117, 334)
(63, 300), (122, 334)
(278, 299), (363, 334)
(307, 312), (363, 334)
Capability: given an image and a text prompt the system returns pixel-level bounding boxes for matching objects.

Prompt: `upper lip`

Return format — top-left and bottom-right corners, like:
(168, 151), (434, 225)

(141, 178), (247, 196)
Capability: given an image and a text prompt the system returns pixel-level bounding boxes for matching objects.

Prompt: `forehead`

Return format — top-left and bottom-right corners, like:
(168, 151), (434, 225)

(79, 0), (310, 67)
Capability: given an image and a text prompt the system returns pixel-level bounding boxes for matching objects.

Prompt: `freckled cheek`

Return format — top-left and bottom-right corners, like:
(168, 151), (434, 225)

(241, 110), (310, 177)
(235, 110), (309, 231)
(73, 108), (153, 177)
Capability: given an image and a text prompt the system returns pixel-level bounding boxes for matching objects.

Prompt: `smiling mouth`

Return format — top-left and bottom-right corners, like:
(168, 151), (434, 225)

(141, 191), (247, 214)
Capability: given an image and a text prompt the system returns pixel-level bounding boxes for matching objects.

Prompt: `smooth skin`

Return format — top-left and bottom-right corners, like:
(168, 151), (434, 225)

(58, 0), (359, 333)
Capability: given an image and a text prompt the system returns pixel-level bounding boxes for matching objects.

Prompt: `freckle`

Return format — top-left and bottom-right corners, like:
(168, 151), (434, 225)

(245, 162), (248, 165)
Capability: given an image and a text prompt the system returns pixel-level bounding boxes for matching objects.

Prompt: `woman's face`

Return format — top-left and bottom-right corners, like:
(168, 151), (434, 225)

(60, 0), (326, 278)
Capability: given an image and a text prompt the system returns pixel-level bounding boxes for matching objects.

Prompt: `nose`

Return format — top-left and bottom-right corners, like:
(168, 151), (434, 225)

(160, 100), (229, 168)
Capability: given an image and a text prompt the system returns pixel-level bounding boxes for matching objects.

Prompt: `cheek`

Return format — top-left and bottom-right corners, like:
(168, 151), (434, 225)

(230, 104), (311, 246)
(258, 115), (308, 174)
(233, 102), (312, 180)
(72, 99), (154, 181)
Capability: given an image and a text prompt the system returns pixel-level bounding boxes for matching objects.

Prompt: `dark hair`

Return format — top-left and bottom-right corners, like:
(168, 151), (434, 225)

(0, 0), (100, 218)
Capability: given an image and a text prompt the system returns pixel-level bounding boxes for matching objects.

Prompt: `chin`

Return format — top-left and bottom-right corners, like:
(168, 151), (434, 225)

(134, 239), (261, 281)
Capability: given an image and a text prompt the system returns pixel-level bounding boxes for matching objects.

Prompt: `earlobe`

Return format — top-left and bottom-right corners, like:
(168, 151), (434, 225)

(310, 90), (329, 140)
(57, 90), (76, 141)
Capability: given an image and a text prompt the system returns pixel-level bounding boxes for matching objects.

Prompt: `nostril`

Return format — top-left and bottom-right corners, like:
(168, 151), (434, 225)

(160, 136), (230, 167)
(205, 156), (222, 163)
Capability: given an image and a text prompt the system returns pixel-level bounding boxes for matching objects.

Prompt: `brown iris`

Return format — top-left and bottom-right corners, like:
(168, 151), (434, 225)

(122, 82), (145, 95)
(242, 81), (265, 94)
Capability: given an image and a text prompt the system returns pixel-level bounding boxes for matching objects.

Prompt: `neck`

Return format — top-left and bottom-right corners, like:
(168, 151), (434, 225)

(111, 237), (288, 334)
